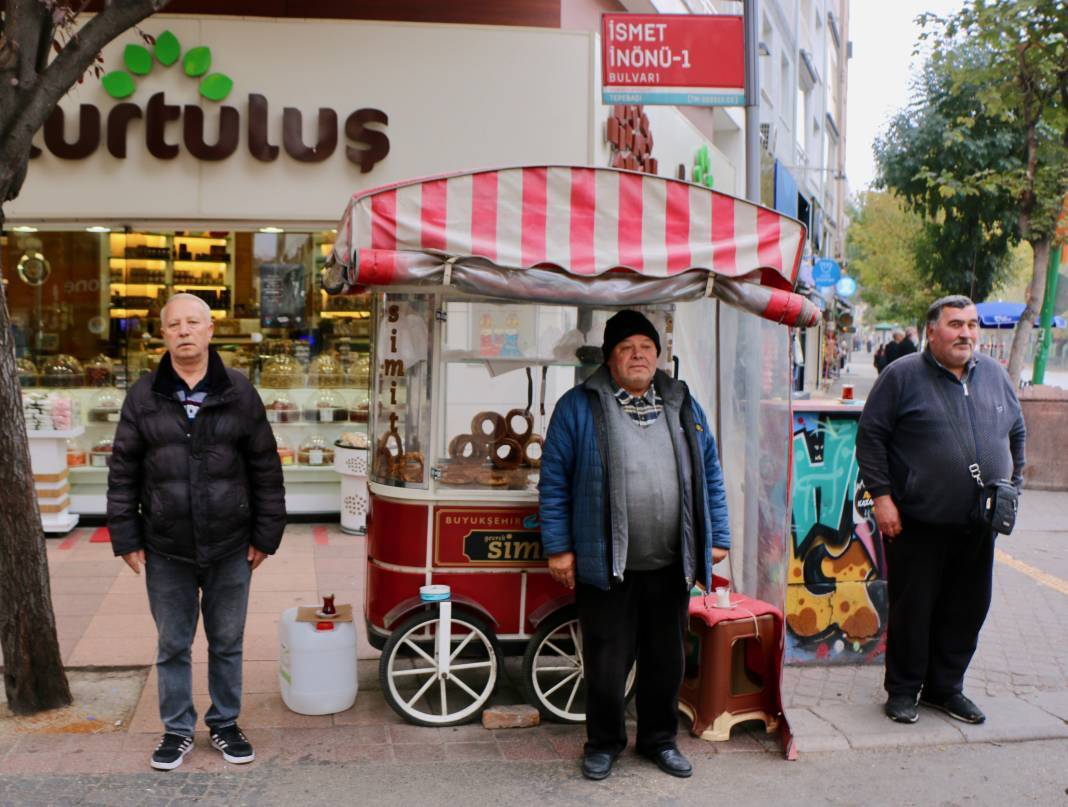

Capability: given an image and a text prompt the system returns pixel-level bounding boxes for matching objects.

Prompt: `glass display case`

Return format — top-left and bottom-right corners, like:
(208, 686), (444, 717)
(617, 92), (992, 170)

(87, 389), (124, 423)
(40, 355), (85, 387)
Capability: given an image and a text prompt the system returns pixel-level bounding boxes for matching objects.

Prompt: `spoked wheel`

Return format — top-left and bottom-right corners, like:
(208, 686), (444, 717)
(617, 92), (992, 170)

(379, 607), (503, 726)
(521, 608), (636, 723)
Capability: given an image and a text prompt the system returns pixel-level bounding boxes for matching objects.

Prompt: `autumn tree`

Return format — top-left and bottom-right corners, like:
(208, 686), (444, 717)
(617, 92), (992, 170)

(847, 191), (936, 327)
(878, 0), (1067, 383)
(1, 0), (170, 715)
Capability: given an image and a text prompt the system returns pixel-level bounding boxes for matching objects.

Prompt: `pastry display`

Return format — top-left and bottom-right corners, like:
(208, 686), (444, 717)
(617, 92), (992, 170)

(66, 439), (88, 467)
(88, 389), (123, 423)
(442, 409), (544, 488)
(16, 357), (37, 388)
(298, 434), (334, 466)
(308, 353), (345, 388)
(304, 389), (349, 423)
(489, 437), (523, 470)
(260, 354), (304, 388)
(90, 439), (114, 467)
(337, 431), (369, 449)
(22, 392), (76, 430)
(471, 411), (505, 442)
(349, 400), (370, 423)
(273, 429), (295, 465)
(39, 355), (85, 388)
(265, 393), (302, 423)
(505, 409), (534, 442)
(84, 354), (115, 387)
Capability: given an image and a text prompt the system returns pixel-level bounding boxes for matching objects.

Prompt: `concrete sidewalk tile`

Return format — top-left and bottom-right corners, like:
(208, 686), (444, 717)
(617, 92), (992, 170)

(49, 593), (107, 617)
(58, 749), (125, 774)
(82, 612), (157, 638)
(247, 590), (319, 613)
(251, 574), (319, 592)
(782, 707), (850, 753)
(443, 740), (503, 761)
(496, 735), (561, 761)
(332, 698), (400, 727)
(50, 560), (121, 578)
(1022, 691), (1068, 722)
(239, 692), (333, 729)
(67, 635), (156, 666)
(95, 592), (151, 615)
(707, 731), (767, 753)
(810, 703), (964, 749)
(0, 751), (64, 774)
(392, 742), (446, 762)
(52, 576), (118, 595)
(953, 695), (1068, 743)
(54, 613), (94, 640)
(388, 723), (449, 744)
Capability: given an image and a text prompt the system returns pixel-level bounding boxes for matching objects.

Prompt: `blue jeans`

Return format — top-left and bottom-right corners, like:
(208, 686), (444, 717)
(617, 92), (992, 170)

(145, 549), (252, 737)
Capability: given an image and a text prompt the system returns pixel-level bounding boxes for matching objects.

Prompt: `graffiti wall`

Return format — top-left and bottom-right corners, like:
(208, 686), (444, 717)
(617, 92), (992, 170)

(786, 407), (886, 664)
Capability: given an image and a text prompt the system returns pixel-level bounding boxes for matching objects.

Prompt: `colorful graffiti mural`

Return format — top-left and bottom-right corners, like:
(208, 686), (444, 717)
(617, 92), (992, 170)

(786, 408), (887, 663)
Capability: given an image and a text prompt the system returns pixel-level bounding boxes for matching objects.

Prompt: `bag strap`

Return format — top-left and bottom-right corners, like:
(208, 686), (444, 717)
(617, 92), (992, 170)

(928, 367), (985, 489)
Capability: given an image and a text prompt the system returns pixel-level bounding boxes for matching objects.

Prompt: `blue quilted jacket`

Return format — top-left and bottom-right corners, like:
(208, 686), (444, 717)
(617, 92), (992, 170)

(538, 367), (731, 591)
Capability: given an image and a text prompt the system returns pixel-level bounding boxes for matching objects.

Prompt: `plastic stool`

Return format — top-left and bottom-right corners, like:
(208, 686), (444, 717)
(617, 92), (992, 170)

(678, 593), (782, 742)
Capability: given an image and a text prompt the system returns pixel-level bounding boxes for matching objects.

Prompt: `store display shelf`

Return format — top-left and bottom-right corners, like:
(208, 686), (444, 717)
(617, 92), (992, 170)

(110, 257), (168, 265)
(173, 260), (228, 267)
(111, 309), (150, 318)
(321, 311), (368, 318)
(110, 282), (166, 288)
(28, 426), (85, 439)
(173, 284), (228, 290)
(175, 235), (228, 244)
(69, 465), (107, 478)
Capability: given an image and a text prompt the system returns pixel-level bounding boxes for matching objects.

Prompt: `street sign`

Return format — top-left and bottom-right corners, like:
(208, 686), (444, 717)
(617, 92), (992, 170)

(812, 258), (841, 288)
(835, 276), (857, 297)
(601, 14), (745, 107)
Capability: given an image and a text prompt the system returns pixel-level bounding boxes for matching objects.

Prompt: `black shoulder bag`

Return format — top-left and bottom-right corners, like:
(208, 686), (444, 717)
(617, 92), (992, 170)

(929, 372), (1018, 535)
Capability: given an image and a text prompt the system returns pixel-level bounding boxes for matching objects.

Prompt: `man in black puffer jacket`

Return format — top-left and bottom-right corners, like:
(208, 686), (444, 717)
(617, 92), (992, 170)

(857, 295), (1025, 728)
(108, 293), (285, 771)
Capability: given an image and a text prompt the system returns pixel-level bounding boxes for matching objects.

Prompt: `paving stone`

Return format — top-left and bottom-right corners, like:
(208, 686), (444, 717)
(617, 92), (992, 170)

(810, 703), (964, 749)
(953, 694), (1068, 744)
(782, 707), (849, 753)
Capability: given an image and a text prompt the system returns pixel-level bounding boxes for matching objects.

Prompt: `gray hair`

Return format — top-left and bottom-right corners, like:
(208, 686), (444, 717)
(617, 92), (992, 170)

(161, 292), (213, 323)
(926, 294), (975, 327)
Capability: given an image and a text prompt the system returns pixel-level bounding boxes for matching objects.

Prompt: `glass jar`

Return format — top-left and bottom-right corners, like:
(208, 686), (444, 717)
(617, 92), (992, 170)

(304, 389), (348, 423)
(16, 357), (37, 388)
(273, 429), (295, 466)
(260, 354), (304, 388)
(88, 389), (124, 423)
(66, 438), (88, 467)
(89, 438), (114, 468)
(84, 354), (115, 387)
(265, 392), (302, 423)
(39, 355), (85, 388)
(298, 433), (334, 466)
(308, 353), (345, 388)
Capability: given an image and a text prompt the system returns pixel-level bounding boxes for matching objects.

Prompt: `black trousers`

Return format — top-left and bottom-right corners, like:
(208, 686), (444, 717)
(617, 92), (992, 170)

(575, 563), (690, 755)
(884, 517), (995, 699)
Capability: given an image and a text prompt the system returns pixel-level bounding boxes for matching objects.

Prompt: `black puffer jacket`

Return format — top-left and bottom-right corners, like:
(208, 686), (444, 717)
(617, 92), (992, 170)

(107, 349), (285, 565)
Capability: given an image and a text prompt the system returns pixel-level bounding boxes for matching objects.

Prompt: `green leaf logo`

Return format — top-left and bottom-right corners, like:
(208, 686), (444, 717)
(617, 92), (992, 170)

(183, 46), (212, 78)
(154, 31), (180, 66)
(100, 33), (232, 102)
(102, 71), (136, 99)
(199, 73), (234, 102)
(124, 44), (152, 76)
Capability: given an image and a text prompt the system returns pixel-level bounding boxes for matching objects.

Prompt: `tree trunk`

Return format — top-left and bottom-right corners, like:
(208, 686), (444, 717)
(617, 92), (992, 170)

(0, 210), (72, 714)
(1007, 238), (1051, 385)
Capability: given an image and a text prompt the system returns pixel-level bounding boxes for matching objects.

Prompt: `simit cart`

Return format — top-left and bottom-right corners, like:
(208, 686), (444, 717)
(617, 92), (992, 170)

(322, 166), (818, 727)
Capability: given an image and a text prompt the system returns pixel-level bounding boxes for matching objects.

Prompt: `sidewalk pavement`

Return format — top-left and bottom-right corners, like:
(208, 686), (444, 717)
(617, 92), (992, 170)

(1, 355), (1065, 773)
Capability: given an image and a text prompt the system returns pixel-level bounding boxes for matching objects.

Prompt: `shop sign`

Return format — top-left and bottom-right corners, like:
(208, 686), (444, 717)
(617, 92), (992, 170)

(29, 30), (389, 172)
(434, 508), (544, 567)
(835, 276), (857, 297)
(812, 258), (841, 288)
(601, 14), (745, 107)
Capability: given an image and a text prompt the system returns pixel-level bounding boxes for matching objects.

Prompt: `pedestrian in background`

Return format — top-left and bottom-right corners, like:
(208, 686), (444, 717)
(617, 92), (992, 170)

(856, 295), (1025, 725)
(538, 310), (731, 781)
(107, 293), (286, 770)
(883, 328), (906, 366)
(901, 326), (919, 356)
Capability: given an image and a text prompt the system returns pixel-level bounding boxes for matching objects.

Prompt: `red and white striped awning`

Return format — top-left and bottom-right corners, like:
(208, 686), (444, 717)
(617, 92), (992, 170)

(326, 166), (818, 327)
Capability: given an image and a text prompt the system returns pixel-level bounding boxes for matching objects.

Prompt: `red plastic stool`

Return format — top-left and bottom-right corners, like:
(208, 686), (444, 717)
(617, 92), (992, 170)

(678, 584), (784, 742)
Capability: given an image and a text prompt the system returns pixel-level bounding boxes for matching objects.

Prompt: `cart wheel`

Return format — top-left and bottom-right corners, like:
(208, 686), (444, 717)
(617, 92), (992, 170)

(379, 608), (503, 727)
(521, 608), (636, 723)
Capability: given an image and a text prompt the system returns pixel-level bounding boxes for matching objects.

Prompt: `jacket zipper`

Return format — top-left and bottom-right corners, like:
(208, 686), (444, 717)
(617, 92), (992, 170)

(960, 376), (984, 479)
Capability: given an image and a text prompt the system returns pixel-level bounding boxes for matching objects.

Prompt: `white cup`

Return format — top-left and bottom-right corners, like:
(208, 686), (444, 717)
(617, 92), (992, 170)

(715, 586), (731, 608)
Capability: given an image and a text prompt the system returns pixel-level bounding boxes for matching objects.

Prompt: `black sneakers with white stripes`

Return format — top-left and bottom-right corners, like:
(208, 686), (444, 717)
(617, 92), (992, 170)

(210, 723), (255, 764)
(150, 733), (194, 770)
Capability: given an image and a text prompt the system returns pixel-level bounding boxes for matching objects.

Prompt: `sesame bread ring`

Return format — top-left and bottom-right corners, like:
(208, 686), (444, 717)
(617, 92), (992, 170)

(521, 434), (544, 469)
(490, 437), (523, 470)
(471, 411), (506, 442)
(448, 434), (483, 464)
(505, 409), (534, 442)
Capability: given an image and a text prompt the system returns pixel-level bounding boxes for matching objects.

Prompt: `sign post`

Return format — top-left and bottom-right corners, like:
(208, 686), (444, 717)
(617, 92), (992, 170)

(812, 258), (841, 288)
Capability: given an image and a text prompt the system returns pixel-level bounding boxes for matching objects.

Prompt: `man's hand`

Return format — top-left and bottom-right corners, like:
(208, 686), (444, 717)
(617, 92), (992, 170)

(121, 550), (145, 575)
(248, 546), (268, 571)
(548, 551), (575, 590)
(712, 547), (728, 564)
(873, 495), (902, 539)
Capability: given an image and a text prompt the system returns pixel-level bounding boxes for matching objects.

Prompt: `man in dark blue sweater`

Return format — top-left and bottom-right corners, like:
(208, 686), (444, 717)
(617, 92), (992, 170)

(857, 295), (1025, 725)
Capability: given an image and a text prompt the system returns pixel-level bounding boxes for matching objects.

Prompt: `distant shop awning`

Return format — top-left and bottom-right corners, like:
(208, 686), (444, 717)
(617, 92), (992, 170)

(976, 301), (1066, 329)
(323, 166), (820, 328)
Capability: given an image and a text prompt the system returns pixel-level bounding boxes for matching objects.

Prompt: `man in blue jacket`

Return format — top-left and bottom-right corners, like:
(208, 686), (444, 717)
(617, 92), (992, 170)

(538, 310), (731, 781)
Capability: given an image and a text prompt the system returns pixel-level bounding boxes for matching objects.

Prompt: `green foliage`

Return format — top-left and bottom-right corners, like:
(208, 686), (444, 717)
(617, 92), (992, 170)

(123, 44), (152, 76)
(183, 46), (212, 78)
(199, 73), (233, 102)
(101, 71), (136, 99)
(154, 30), (181, 67)
(847, 192), (936, 325)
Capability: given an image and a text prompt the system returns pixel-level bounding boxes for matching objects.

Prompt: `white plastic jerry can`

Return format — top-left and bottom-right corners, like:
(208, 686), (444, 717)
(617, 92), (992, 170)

(278, 605), (358, 715)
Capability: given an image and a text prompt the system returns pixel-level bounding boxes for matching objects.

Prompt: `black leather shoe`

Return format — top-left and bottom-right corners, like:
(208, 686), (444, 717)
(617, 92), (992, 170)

(920, 692), (985, 724)
(642, 747), (693, 778)
(885, 694), (919, 723)
(581, 751), (617, 781)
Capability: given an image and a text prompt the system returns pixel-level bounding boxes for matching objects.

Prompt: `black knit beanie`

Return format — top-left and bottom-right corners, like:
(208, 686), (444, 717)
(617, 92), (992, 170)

(602, 310), (661, 359)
